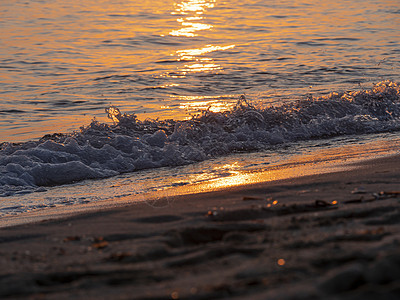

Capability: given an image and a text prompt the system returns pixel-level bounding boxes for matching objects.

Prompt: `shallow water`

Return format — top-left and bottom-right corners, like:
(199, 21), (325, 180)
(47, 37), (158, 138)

(1, 0), (400, 219)
(1, 0), (399, 141)
(1, 131), (399, 220)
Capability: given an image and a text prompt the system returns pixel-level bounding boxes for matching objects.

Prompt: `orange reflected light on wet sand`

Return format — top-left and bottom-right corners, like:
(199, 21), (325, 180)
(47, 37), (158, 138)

(180, 139), (397, 194)
(183, 161), (348, 195)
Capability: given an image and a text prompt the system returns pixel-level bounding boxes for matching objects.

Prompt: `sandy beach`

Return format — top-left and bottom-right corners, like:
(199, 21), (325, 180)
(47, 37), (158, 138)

(1, 0), (399, 299)
(0, 155), (399, 299)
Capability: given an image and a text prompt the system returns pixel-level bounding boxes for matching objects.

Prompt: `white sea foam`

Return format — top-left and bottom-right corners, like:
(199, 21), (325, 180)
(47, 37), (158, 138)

(1, 80), (399, 197)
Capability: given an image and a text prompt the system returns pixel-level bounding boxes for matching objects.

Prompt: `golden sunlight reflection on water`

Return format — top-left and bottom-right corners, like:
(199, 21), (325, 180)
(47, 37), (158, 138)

(169, 1), (234, 76)
(2, 0), (399, 142)
(175, 45), (235, 74)
(169, 0), (216, 37)
(169, 1), (235, 76)
(178, 98), (235, 113)
(164, 0), (237, 113)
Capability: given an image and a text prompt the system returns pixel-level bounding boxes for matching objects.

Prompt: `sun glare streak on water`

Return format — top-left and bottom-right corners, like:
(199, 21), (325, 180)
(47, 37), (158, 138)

(175, 44), (236, 74)
(169, 0), (216, 37)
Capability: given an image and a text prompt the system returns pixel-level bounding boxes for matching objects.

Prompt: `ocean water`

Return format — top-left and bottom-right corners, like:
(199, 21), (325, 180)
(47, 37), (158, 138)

(1, 0), (400, 219)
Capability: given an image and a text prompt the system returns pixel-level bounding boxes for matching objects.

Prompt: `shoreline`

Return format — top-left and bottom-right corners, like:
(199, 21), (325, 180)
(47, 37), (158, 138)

(0, 153), (399, 298)
(1, 147), (396, 229)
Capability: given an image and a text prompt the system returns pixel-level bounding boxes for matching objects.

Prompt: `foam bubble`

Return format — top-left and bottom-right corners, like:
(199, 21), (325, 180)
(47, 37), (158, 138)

(1, 80), (399, 197)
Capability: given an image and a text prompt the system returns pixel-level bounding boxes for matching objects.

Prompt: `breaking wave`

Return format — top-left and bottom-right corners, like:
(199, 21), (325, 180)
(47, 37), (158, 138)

(1, 80), (400, 197)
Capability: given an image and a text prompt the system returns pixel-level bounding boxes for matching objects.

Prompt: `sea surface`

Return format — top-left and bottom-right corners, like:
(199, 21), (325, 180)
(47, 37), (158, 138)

(1, 0), (400, 220)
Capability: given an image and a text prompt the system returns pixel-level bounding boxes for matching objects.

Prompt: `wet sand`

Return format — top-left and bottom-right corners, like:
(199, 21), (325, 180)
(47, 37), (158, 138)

(0, 155), (399, 299)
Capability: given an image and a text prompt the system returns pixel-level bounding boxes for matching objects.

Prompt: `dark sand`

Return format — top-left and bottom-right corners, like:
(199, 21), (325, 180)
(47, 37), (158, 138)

(0, 155), (399, 299)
